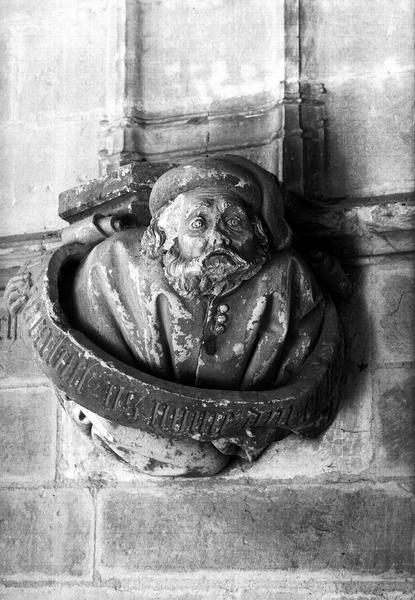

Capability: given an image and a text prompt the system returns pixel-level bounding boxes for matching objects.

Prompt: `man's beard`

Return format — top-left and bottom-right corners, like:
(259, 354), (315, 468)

(162, 243), (268, 299)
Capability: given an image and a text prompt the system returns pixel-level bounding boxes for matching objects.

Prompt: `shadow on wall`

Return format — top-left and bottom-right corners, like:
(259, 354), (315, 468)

(234, 96), (375, 480)
(278, 83), (415, 482)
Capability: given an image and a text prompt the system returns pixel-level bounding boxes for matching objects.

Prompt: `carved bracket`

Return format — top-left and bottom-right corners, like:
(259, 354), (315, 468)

(6, 156), (347, 476)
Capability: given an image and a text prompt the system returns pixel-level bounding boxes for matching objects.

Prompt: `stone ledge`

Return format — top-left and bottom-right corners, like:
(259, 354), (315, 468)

(0, 576), (413, 600)
(286, 192), (415, 258)
(1, 194), (413, 266)
(100, 101), (284, 165)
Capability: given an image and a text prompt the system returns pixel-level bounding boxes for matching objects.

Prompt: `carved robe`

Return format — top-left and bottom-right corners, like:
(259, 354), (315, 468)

(69, 230), (325, 391)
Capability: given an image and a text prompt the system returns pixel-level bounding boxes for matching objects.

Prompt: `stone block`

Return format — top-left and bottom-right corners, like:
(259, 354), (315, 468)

(56, 404), (148, 485)
(0, 488), (93, 579)
(96, 483), (414, 575)
(0, 119), (102, 236)
(126, 0), (284, 116)
(0, 32), (12, 123)
(0, 0), (101, 22)
(0, 300), (48, 386)
(0, 586), (227, 600)
(369, 259), (415, 364)
(300, 0), (414, 79)
(10, 0), (123, 121)
(119, 104), (283, 163)
(321, 73), (415, 198)
(209, 140), (283, 178)
(374, 366), (415, 477)
(0, 386), (56, 484)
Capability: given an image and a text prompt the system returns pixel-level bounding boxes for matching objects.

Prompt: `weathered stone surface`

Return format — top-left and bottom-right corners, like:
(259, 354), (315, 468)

(110, 103), (284, 165)
(0, 0), (112, 21)
(237, 266), (373, 480)
(0, 579), (413, 600)
(0, 120), (103, 236)
(0, 586), (227, 600)
(0, 236), (60, 289)
(99, 0), (286, 166)
(0, 386), (56, 484)
(369, 259), (415, 364)
(374, 366), (415, 477)
(58, 162), (172, 224)
(321, 74), (415, 199)
(300, 0), (414, 78)
(0, 0), (128, 236)
(0, 303), (48, 386)
(126, 0), (284, 117)
(0, 580), (413, 600)
(298, 0), (415, 200)
(57, 406), (147, 484)
(241, 591), (414, 600)
(10, 0), (122, 121)
(0, 0), (123, 122)
(0, 489), (93, 578)
(225, 139), (282, 177)
(240, 593), (311, 600)
(0, 34), (12, 124)
(96, 483), (414, 575)
(286, 194), (415, 258)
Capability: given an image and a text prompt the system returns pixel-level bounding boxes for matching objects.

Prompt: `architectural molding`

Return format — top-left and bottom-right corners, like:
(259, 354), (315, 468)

(283, 0), (303, 193)
(100, 101), (284, 169)
(286, 192), (415, 258)
(1, 192), (414, 284)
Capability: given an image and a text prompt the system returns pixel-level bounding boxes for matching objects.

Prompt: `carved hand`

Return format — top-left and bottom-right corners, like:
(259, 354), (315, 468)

(4, 272), (32, 316)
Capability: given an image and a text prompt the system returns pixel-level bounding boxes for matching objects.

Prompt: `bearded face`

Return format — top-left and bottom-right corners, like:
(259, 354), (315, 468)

(142, 187), (270, 298)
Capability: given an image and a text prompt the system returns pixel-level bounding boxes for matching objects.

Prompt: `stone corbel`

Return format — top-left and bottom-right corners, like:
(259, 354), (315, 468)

(5, 158), (349, 477)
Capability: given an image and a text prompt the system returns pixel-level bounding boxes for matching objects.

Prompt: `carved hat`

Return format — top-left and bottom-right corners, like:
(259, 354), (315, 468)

(149, 155), (292, 250)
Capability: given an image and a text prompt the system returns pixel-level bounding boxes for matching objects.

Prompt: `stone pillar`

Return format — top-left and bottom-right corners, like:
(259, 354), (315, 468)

(99, 0), (286, 176)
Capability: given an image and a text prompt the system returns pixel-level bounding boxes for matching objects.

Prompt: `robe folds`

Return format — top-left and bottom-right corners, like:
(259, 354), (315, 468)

(69, 230), (325, 392)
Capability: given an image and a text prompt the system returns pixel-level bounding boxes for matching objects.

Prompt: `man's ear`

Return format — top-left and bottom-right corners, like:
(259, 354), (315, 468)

(141, 220), (166, 258)
(251, 215), (270, 251)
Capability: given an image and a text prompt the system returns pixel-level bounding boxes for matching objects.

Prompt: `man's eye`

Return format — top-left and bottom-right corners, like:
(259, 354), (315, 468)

(189, 217), (205, 230)
(226, 216), (242, 229)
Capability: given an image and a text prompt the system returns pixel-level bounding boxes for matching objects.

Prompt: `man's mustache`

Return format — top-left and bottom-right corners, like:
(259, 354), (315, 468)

(201, 247), (247, 270)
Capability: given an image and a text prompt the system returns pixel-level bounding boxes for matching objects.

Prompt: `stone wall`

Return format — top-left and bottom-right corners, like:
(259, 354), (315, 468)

(0, 1), (414, 599)
(0, 0), (125, 237)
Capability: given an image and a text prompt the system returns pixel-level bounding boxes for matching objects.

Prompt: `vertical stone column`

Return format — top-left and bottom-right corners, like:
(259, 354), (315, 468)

(99, 0), (286, 175)
(283, 0), (303, 194)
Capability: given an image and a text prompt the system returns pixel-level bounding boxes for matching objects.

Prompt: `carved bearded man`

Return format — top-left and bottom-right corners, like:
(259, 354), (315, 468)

(69, 156), (325, 395)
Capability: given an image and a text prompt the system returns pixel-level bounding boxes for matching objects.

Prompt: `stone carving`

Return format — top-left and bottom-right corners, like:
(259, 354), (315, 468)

(5, 155), (347, 476)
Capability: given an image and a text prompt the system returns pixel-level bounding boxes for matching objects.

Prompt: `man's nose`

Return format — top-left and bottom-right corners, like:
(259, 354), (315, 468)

(209, 224), (230, 246)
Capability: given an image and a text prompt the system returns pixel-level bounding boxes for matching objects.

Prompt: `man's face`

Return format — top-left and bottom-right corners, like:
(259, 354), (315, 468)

(175, 187), (256, 265)
(152, 185), (268, 298)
